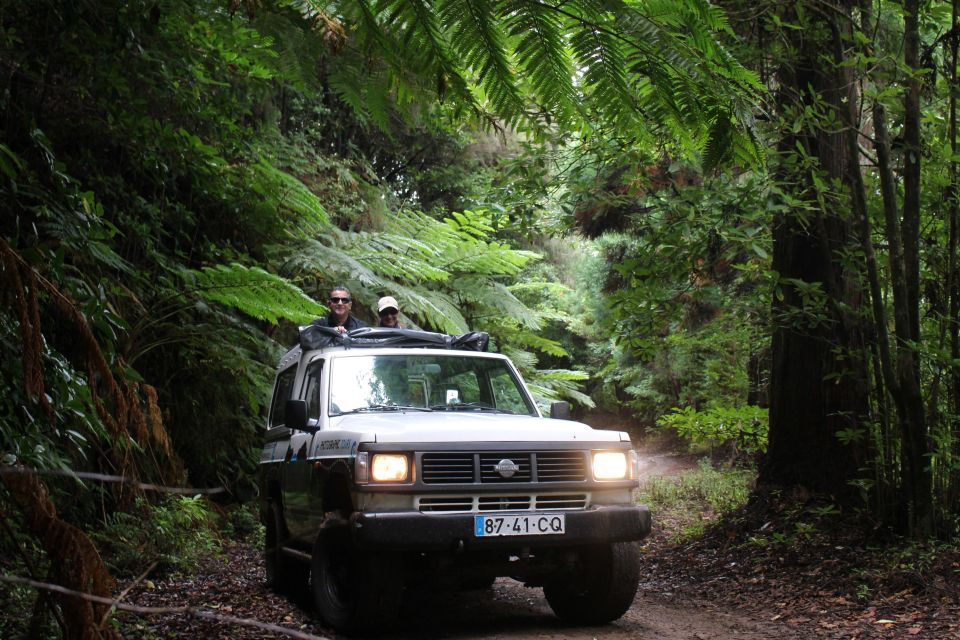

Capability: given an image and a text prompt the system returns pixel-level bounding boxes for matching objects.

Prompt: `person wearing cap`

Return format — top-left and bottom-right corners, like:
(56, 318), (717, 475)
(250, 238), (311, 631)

(377, 296), (403, 328)
(312, 285), (367, 333)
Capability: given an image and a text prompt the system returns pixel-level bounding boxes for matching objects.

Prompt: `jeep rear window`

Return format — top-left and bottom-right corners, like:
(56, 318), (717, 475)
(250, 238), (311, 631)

(328, 354), (536, 416)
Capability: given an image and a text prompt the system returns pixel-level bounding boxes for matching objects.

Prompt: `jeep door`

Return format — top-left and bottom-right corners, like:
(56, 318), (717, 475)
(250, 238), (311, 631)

(281, 358), (324, 541)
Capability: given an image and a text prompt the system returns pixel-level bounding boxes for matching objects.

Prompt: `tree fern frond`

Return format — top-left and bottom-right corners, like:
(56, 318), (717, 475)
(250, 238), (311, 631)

(350, 235), (451, 283)
(385, 0), (472, 99)
(525, 368), (596, 409)
(504, 3), (578, 123)
(439, 0), (526, 127)
(252, 10), (327, 90)
(387, 209), (464, 250)
(536, 369), (590, 382)
(703, 109), (735, 172)
(249, 160), (331, 231)
(439, 241), (540, 276)
(191, 263), (327, 325)
(286, 236), (392, 292)
(502, 346), (539, 372)
(444, 209), (496, 238)
(326, 59), (376, 127)
(509, 330), (569, 358)
(385, 283), (469, 334)
(569, 16), (636, 129)
(451, 279), (542, 329)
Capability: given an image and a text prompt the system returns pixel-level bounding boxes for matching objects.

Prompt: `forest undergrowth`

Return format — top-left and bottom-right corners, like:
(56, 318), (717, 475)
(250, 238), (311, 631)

(639, 453), (960, 639)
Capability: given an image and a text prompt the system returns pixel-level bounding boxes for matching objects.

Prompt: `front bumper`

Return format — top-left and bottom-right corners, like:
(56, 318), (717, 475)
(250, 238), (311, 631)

(350, 505), (652, 551)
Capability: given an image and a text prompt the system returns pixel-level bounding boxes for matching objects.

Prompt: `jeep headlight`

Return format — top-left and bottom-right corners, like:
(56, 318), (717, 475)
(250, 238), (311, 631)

(370, 453), (409, 482)
(592, 450), (628, 480)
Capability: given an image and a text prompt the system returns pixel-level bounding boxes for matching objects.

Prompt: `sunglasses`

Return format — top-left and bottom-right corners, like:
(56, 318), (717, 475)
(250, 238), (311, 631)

(379, 308), (398, 317)
(329, 297), (352, 304)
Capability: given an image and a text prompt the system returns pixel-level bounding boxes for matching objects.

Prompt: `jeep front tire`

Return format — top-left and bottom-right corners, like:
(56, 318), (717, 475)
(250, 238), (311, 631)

(311, 526), (404, 634)
(543, 541), (640, 624)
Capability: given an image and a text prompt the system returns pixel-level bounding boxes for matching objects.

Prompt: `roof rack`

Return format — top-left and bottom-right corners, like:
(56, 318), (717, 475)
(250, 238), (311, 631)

(299, 325), (489, 352)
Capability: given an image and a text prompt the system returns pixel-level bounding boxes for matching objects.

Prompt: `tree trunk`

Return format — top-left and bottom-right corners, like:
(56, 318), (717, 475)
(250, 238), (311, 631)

(949, 0), (960, 517)
(899, 0), (933, 536)
(762, 1), (870, 495)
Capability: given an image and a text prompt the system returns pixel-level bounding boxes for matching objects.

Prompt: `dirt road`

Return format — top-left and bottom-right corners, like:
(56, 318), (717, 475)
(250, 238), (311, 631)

(386, 575), (813, 640)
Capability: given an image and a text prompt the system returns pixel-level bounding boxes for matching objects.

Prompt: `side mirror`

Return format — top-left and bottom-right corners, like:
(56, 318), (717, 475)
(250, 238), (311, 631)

(549, 401), (570, 420)
(285, 399), (309, 431)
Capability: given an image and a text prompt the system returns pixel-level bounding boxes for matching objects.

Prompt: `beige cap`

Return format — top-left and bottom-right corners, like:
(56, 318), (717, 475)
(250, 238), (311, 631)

(378, 296), (399, 312)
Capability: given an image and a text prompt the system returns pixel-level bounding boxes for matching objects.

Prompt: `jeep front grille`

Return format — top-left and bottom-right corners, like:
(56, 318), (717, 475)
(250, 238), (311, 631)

(416, 493), (588, 513)
(420, 453), (474, 483)
(420, 451), (587, 484)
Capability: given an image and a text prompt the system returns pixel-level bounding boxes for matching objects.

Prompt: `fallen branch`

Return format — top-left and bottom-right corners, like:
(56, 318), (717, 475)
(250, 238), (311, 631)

(0, 574), (330, 640)
(0, 467), (225, 495)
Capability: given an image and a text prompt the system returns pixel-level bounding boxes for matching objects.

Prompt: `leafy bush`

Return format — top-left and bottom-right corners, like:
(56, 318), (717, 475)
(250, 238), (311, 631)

(656, 404), (768, 459)
(223, 502), (263, 543)
(93, 495), (221, 577)
(637, 459), (755, 542)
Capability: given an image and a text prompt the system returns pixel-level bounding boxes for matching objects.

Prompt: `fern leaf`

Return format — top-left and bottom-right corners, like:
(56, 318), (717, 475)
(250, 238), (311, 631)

(450, 279), (541, 329)
(439, 0), (526, 127)
(249, 160), (330, 230)
(509, 330), (569, 358)
(191, 263), (327, 325)
(525, 368), (596, 408)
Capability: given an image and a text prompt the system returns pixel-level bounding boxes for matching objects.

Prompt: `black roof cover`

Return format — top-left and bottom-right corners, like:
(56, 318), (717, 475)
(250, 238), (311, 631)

(299, 325), (489, 352)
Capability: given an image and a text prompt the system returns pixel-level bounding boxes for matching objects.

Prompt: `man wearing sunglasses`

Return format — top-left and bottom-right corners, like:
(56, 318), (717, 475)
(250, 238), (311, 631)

(312, 286), (367, 334)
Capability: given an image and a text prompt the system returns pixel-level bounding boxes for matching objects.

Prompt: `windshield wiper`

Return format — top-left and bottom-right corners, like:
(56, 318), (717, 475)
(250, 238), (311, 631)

(429, 402), (514, 414)
(332, 403), (433, 416)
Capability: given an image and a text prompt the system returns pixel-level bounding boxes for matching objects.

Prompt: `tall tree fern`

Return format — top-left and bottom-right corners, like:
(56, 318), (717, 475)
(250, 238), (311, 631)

(287, 0), (762, 165)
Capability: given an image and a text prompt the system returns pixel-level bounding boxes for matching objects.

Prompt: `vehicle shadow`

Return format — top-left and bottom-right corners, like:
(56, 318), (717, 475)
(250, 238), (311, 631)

(390, 579), (568, 639)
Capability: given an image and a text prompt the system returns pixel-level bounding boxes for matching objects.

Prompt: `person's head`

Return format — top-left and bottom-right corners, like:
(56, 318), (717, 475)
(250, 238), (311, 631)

(328, 286), (353, 322)
(377, 295), (400, 328)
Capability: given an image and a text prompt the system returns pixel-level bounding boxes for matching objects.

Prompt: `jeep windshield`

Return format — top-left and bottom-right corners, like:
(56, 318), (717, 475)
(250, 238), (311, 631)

(328, 354), (537, 416)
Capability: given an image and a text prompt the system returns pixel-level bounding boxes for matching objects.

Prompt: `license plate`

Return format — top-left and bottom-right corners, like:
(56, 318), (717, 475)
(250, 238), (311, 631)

(474, 513), (566, 537)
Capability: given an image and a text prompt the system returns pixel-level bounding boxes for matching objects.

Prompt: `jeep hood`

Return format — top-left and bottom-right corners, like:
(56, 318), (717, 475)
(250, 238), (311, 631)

(328, 412), (627, 443)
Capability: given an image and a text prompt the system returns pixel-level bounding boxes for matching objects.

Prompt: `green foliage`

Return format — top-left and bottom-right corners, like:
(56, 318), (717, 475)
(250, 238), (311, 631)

(745, 521), (818, 548)
(190, 263), (328, 325)
(657, 405), (769, 457)
(566, 170), (772, 424)
(525, 369), (596, 410)
(0, 318), (107, 472)
(246, 160), (331, 232)
(293, 0), (763, 166)
(223, 502), (264, 543)
(92, 495), (221, 577)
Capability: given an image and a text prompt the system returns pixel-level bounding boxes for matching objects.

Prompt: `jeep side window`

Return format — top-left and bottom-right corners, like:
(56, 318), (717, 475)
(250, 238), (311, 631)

(268, 366), (297, 428)
(303, 360), (325, 420)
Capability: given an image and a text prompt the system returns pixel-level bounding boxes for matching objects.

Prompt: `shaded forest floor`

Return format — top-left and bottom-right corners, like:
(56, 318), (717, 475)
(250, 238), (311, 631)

(640, 486), (960, 639)
(114, 432), (960, 639)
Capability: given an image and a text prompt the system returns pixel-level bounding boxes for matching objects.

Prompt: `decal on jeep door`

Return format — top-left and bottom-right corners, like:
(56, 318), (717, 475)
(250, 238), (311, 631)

(312, 438), (357, 458)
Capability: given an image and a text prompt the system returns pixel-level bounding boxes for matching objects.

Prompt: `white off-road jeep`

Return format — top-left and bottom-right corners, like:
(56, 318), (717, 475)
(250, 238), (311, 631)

(259, 326), (651, 634)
